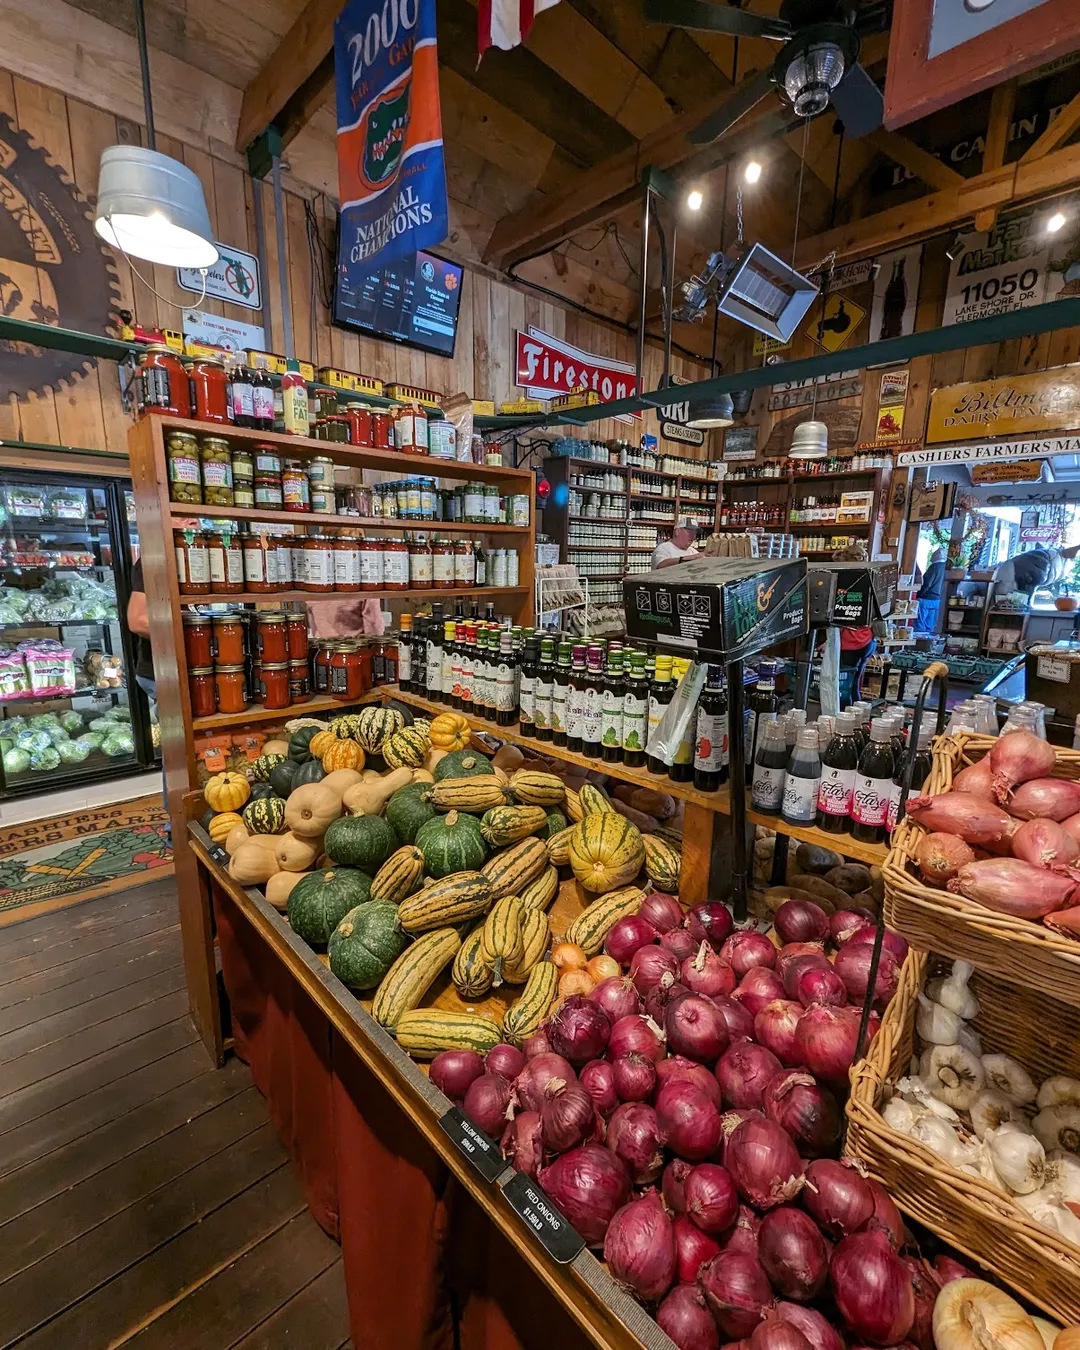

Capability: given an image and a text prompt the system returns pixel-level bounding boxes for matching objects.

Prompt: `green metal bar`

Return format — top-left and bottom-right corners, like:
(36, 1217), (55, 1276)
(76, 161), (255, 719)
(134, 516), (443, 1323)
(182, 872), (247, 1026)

(0, 438), (128, 460)
(0, 316), (138, 362)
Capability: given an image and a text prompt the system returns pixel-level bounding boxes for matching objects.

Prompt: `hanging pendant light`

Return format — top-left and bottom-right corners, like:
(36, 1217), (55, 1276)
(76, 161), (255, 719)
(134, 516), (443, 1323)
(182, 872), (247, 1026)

(685, 391), (735, 429)
(94, 1), (217, 269)
(788, 420), (829, 460)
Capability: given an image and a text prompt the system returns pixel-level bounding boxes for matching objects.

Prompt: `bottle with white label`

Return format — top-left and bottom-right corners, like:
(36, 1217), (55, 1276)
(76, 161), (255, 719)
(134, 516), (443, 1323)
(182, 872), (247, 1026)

(782, 728), (821, 826)
(565, 645), (589, 752)
(750, 715), (786, 814)
(621, 652), (649, 767)
(518, 636), (539, 736)
(441, 621), (457, 707)
(398, 614), (413, 691)
(496, 630), (518, 725)
(425, 608), (444, 702)
(533, 637), (555, 741)
(581, 647), (605, 759)
(816, 713), (859, 834)
(646, 656), (675, 775)
(852, 717), (895, 844)
(601, 649), (624, 763)
(693, 664), (728, 792)
(552, 642), (572, 745)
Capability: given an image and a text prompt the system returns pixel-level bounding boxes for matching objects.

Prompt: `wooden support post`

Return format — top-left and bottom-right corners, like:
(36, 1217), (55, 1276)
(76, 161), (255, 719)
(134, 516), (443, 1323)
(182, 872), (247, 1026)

(976, 79), (1017, 231)
(679, 802), (717, 909)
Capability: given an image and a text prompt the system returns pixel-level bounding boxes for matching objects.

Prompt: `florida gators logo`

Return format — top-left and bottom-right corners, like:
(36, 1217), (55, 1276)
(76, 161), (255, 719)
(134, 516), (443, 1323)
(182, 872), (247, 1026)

(363, 82), (410, 186)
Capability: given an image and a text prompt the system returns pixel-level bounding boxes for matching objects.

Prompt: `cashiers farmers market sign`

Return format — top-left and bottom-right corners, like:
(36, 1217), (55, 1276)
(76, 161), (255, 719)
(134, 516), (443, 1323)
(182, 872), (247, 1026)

(515, 327), (640, 418)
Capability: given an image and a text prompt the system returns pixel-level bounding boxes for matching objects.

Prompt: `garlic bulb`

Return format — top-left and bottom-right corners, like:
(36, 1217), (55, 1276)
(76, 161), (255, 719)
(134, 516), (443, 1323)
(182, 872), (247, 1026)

(974, 1142), (1004, 1188)
(917, 992), (966, 1045)
(1015, 1189), (1080, 1245)
(1033, 1104), (1080, 1154)
(970, 1088), (1029, 1141)
(1037, 1075), (1080, 1111)
(937, 960), (981, 1019)
(981, 1053), (1038, 1105)
(1046, 1149), (1080, 1203)
(932, 1278), (1044, 1350)
(883, 1096), (920, 1134)
(923, 1043), (986, 1110)
(896, 1074), (962, 1122)
(957, 1021), (984, 1056)
(911, 1113), (978, 1167)
(985, 1125), (1046, 1195)
(1030, 1317), (1060, 1349)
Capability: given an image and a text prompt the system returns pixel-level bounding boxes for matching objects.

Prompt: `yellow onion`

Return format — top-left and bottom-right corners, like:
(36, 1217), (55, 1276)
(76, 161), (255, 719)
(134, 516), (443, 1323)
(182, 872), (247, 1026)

(933, 1279), (1044, 1350)
(1055, 1329), (1080, 1350)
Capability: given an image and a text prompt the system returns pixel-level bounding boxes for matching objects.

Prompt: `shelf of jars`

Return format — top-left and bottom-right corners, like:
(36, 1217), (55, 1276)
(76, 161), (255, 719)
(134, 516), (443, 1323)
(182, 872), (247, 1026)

(178, 587), (529, 607)
(166, 502), (528, 535)
(190, 691), (366, 731)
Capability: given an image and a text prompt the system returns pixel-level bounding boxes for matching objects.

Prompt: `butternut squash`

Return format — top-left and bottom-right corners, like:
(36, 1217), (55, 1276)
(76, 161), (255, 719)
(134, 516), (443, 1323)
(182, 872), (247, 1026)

(225, 823), (250, 856)
(285, 783), (342, 839)
(321, 768), (365, 800)
(342, 767), (414, 817)
(229, 841), (281, 885)
(275, 831), (324, 873)
(265, 869), (306, 911)
(361, 768), (383, 782)
(424, 746), (449, 774)
(411, 768), (435, 784)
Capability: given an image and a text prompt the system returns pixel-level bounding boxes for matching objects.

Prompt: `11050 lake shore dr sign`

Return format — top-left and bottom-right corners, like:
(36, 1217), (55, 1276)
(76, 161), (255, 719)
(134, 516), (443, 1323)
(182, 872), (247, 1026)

(926, 367), (1080, 443)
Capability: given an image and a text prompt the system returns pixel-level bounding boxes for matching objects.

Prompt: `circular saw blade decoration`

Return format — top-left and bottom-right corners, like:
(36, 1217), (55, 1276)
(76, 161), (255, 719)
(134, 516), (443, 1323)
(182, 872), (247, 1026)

(0, 113), (120, 401)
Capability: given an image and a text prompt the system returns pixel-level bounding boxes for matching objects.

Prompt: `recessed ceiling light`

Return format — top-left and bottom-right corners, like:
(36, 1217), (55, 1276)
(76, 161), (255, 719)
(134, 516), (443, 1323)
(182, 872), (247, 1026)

(744, 160), (763, 184)
(1047, 211), (1067, 234)
(686, 189), (703, 211)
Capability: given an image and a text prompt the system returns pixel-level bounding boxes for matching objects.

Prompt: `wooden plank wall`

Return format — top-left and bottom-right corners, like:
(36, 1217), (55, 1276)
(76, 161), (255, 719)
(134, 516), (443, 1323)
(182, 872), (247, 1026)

(0, 70), (716, 463)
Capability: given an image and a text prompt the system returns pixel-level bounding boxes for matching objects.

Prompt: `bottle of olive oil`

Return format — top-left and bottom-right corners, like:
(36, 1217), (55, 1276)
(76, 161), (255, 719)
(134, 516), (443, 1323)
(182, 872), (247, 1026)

(621, 651), (648, 768)
(646, 655), (675, 776)
(565, 645), (588, 753)
(601, 649), (624, 763)
(581, 646), (605, 759)
(693, 664), (728, 792)
(552, 641), (572, 746)
(518, 635), (539, 738)
(534, 637), (555, 741)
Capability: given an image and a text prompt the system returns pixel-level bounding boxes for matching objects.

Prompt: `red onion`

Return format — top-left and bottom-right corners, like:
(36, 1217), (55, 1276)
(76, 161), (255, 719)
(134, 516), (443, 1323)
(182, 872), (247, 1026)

(500, 1110), (543, 1178)
(698, 1251), (773, 1339)
(673, 1214), (722, 1284)
(645, 976), (688, 1023)
(631, 945), (680, 994)
(538, 1143), (630, 1245)
(864, 1179), (905, 1249)
(843, 924), (909, 965)
(716, 1041), (783, 1109)
(612, 1052), (657, 1102)
(834, 943), (900, 1004)
(793, 1004), (878, 1090)
(718, 1107), (761, 1161)
(750, 1321), (812, 1350)
(580, 1058), (619, 1117)
(758, 1206), (829, 1301)
(901, 1253), (940, 1350)
(685, 1162), (738, 1235)
(762, 1070), (841, 1157)
(605, 914), (660, 965)
(829, 909), (874, 947)
(712, 995), (756, 1042)
(665, 992), (729, 1064)
(793, 965), (847, 1009)
(663, 1157), (694, 1213)
(934, 1254), (977, 1285)
(657, 1283), (720, 1350)
(720, 1203), (761, 1257)
(904, 791), (1020, 852)
(682, 942), (736, 998)
(590, 975), (642, 1022)
(1047, 903), (1080, 935)
(1013, 816), (1080, 868)
(754, 1001), (804, 1066)
(686, 902), (735, 947)
(989, 727), (1056, 804)
(774, 900), (829, 945)
(486, 1043), (527, 1081)
(655, 1079), (724, 1160)
(429, 1049), (485, 1103)
(1010, 775), (1080, 821)
(523, 1030), (553, 1059)
(464, 1072), (513, 1137)
(607, 1102), (664, 1183)
(640, 890), (684, 934)
(604, 1189), (676, 1301)
(775, 942), (827, 978)
(952, 756), (995, 800)
(541, 1076), (599, 1151)
(726, 1115), (805, 1209)
(830, 1230), (914, 1346)
(776, 1303), (845, 1350)
(721, 929), (778, 977)
(662, 929), (698, 962)
(949, 857), (1077, 917)
(917, 831), (976, 885)
(781, 954), (831, 1001)
(800, 1158), (874, 1236)
(733, 967), (787, 1016)
(609, 1013), (666, 1063)
(548, 995), (611, 1065)
(514, 1053), (577, 1112)
(1062, 811), (1080, 845)
(657, 1055), (723, 1109)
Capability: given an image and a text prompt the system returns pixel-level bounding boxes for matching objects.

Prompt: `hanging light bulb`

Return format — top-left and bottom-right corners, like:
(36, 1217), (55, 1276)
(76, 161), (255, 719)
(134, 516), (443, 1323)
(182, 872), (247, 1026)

(685, 392), (735, 429)
(788, 420), (829, 459)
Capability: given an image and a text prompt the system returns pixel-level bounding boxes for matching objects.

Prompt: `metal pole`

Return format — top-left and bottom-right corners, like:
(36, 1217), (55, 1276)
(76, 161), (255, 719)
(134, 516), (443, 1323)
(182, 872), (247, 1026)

(662, 214), (676, 392)
(252, 177), (274, 350)
(133, 0), (156, 151)
(271, 154), (294, 359)
(797, 626), (818, 711)
(635, 185), (652, 397)
(726, 659), (748, 921)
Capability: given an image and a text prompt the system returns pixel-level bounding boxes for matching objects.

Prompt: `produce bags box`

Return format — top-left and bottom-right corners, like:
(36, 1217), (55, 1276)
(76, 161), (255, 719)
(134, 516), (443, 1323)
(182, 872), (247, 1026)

(806, 561), (897, 627)
(623, 557), (808, 660)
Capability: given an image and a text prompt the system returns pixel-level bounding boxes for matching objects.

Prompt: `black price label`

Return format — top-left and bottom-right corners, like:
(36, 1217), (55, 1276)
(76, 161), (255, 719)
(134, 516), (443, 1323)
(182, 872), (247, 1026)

(209, 844), (229, 865)
(439, 1107), (505, 1182)
(501, 1171), (586, 1264)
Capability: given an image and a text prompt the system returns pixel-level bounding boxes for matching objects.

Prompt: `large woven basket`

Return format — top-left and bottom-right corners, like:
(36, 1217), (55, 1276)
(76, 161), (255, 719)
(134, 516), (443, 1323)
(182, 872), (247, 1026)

(847, 947), (1080, 1324)
(883, 730), (1080, 1008)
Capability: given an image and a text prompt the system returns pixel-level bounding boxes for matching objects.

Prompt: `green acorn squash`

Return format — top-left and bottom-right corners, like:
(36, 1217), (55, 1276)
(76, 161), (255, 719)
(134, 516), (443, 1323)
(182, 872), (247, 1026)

(323, 813), (396, 872)
(432, 749), (496, 782)
(327, 901), (407, 990)
(287, 869), (372, 948)
(288, 725), (323, 764)
(415, 809), (488, 878)
(292, 758), (327, 789)
(269, 758), (300, 798)
(385, 781), (439, 844)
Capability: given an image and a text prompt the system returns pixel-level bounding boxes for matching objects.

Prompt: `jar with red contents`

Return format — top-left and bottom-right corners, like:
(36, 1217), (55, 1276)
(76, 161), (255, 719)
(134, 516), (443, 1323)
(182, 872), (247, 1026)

(302, 534), (335, 592)
(359, 536), (383, 591)
(313, 639), (334, 693)
(241, 528), (277, 593)
(175, 528), (210, 596)
(330, 641), (365, 699)
(286, 614), (309, 661)
(382, 537), (409, 590)
(370, 410), (392, 449)
(345, 403), (373, 447)
(206, 531), (243, 595)
(253, 662), (291, 710)
(214, 664), (248, 714)
(211, 612), (246, 665)
(189, 358), (229, 424)
(283, 459), (311, 513)
(332, 535), (362, 592)
(138, 342), (191, 418)
(253, 611), (289, 662)
(188, 666), (216, 717)
(288, 660), (310, 701)
(183, 613), (213, 669)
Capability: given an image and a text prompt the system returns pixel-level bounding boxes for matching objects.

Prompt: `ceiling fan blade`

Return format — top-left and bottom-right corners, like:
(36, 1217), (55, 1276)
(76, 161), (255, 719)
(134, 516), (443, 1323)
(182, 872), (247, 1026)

(689, 68), (776, 144)
(644, 0), (791, 41)
(830, 61), (884, 138)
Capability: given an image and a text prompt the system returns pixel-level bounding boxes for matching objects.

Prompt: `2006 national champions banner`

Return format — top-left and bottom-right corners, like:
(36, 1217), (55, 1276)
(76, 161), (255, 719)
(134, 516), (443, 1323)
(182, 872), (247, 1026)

(334, 0), (448, 279)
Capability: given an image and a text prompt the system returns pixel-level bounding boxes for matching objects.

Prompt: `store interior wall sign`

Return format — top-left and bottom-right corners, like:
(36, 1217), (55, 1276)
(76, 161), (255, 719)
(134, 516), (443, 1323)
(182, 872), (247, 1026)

(869, 246), (923, 344)
(942, 206), (1077, 327)
(177, 242), (261, 310)
(899, 435), (1080, 466)
(181, 310), (265, 354)
(970, 460), (1046, 483)
(927, 367), (1080, 442)
(515, 326), (639, 420)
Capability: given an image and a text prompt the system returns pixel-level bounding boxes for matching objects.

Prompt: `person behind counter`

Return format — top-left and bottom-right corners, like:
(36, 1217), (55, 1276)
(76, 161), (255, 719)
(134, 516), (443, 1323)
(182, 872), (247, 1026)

(915, 547), (946, 633)
(651, 518), (700, 571)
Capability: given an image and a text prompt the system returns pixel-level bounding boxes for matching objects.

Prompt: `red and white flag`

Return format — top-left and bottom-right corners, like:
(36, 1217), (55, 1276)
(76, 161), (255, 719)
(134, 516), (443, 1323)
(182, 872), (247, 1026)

(478, 0), (560, 54)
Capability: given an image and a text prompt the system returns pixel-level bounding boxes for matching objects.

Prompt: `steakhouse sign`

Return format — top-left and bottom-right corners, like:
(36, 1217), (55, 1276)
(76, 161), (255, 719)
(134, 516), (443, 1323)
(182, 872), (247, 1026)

(515, 327), (640, 420)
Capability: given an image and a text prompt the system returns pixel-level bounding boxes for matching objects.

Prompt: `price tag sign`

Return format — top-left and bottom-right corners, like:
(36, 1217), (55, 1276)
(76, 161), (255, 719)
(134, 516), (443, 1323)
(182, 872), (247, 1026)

(1036, 656), (1073, 685)
(209, 843), (229, 866)
(439, 1107), (505, 1182)
(502, 1171), (586, 1264)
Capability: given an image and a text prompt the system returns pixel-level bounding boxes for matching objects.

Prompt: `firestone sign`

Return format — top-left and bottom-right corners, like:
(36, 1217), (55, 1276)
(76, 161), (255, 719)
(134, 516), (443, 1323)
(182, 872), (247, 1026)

(515, 327), (639, 415)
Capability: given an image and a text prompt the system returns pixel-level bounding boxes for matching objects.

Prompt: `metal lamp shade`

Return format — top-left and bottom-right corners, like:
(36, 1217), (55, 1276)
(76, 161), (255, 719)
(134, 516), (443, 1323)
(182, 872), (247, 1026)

(94, 146), (218, 268)
(789, 419), (829, 459)
(685, 392), (735, 429)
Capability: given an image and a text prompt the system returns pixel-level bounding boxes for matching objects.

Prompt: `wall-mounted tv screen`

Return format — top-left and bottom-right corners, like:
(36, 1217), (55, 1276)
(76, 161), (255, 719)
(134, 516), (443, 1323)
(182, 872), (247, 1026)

(332, 237), (464, 359)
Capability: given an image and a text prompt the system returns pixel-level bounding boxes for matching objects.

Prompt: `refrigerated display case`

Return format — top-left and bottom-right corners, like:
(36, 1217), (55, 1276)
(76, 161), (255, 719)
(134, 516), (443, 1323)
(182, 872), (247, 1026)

(0, 470), (158, 799)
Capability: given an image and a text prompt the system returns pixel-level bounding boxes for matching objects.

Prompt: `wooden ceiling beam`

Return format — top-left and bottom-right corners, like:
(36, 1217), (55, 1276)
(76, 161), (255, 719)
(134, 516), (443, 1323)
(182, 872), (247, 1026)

(866, 129), (964, 192)
(235, 0), (340, 153)
(974, 78), (1016, 230)
(1019, 87), (1080, 164)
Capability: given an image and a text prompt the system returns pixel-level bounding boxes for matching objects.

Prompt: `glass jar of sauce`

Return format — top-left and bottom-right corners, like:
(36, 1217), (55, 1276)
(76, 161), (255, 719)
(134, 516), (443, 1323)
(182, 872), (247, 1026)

(188, 666), (216, 718)
(182, 612), (213, 668)
(382, 537), (409, 590)
(394, 404), (428, 455)
(359, 536), (383, 591)
(288, 660), (310, 701)
(333, 535), (362, 592)
(408, 537), (432, 588)
(345, 403), (372, 447)
(312, 639), (333, 693)
(190, 358), (229, 424)
(272, 537), (293, 590)
(453, 540), (475, 586)
(200, 436), (234, 507)
(286, 614), (309, 661)
(330, 641), (365, 699)
(432, 537), (455, 589)
(212, 612), (246, 665)
(167, 430), (202, 505)
(289, 536), (307, 590)
(283, 459), (310, 512)
(214, 664), (248, 714)
(206, 531), (244, 594)
(371, 410), (392, 449)
(253, 662), (290, 710)
(241, 528), (276, 593)
(373, 639), (398, 686)
(175, 527), (210, 595)
(139, 342), (191, 418)
(303, 534), (334, 592)
(254, 611), (289, 662)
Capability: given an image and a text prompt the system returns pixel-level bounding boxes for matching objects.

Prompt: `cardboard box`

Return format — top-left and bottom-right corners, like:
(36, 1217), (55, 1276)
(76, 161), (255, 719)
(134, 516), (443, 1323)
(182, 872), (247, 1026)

(472, 400), (496, 417)
(806, 561), (897, 625)
(1025, 644), (1080, 719)
(837, 490), (874, 524)
(623, 557), (808, 661)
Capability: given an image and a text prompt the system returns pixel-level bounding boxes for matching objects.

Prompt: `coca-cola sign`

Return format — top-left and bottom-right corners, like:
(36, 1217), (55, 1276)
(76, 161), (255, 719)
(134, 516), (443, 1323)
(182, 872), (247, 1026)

(515, 327), (639, 420)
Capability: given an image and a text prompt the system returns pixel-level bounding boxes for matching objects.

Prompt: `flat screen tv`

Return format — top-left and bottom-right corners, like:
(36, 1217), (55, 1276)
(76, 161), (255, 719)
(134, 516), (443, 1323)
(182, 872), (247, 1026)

(332, 238), (464, 359)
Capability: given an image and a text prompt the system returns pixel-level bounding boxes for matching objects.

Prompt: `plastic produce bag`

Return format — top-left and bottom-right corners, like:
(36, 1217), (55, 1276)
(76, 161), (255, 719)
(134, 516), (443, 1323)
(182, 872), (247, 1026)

(820, 627), (841, 719)
(648, 661), (707, 768)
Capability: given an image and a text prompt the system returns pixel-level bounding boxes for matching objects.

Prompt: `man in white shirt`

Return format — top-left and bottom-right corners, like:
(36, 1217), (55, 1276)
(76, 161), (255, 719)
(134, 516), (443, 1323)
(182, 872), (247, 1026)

(651, 518), (700, 571)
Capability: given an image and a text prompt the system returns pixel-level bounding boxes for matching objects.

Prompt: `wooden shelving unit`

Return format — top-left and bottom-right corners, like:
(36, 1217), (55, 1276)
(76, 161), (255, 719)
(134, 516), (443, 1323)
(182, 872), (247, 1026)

(718, 464), (889, 546)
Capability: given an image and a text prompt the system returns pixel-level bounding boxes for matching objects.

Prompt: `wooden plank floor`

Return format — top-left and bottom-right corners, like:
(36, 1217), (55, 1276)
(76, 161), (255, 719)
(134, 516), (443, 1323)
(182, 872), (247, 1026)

(0, 876), (352, 1350)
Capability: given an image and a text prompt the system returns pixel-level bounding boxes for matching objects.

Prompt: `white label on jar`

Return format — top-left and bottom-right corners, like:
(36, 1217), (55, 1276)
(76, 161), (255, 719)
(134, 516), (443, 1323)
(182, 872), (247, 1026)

(360, 546), (383, 586)
(496, 662), (516, 711)
(243, 545), (267, 584)
(409, 551), (433, 585)
(695, 709), (727, 772)
(202, 459), (232, 488)
(184, 546), (209, 585)
(581, 686), (603, 745)
(255, 454), (280, 474)
(507, 551), (519, 587)
(208, 547), (227, 585)
(433, 551), (455, 584)
(272, 544), (292, 586)
(454, 551), (474, 584)
(464, 489), (484, 519)
(818, 766), (855, 817)
(291, 545), (307, 586)
(334, 547), (362, 587)
(518, 671), (536, 725)
(782, 773), (819, 823)
(511, 495), (530, 527)
(601, 690), (622, 751)
(170, 454), (200, 485)
(852, 773), (890, 826)
(225, 547), (243, 584)
(485, 494), (501, 523)
(534, 676), (553, 731)
(394, 414), (414, 450)
(383, 549), (409, 585)
(622, 692), (646, 752)
(307, 549), (334, 587)
(426, 641), (442, 693)
(174, 544), (188, 586)
(751, 764), (785, 811)
(493, 553), (508, 588)
(414, 416), (428, 450)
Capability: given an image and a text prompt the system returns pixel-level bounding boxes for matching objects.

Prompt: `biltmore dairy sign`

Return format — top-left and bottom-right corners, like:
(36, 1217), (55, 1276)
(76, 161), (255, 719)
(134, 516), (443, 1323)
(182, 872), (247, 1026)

(926, 367), (1080, 443)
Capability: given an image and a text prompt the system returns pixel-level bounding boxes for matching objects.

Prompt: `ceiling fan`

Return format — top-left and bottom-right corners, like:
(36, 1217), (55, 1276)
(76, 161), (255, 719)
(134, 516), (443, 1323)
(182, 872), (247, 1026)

(644, 0), (885, 144)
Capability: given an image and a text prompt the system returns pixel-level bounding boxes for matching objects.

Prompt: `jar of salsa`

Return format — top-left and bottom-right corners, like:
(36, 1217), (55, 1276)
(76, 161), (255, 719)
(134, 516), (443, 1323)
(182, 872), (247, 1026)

(139, 342), (191, 418)
(253, 611), (289, 662)
(286, 614), (309, 661)
(182, 612), (213, 667)
(371, 410), (392, 449)
(175, 527), (210, 595)
(432, 537), (456, 589)
(313, 639), (333, 693)
(408, 537), (432, 588)
(288, 660), (310, 700)
(167, 430), (202, 505)
(382, 537), (409, 590)
(330, 641), (365, 699)
(206, 531), (243, 594)
(333, 535), (362, 591)
(214, 664), (248, 714)
(345, 403), (372, 447)
(283, 459), (310, 512)
(302, 534), (334, 592)
(253, 662), (290, 710)
(394, 404), (428, 455)
(359, 536), (383, 591)
(200, 436), (234, 506)
(373, 639), (398, 686)
(212, 611), (246, 665)
(289, 536), (307, 590)
(188, 666), (216, 717)
(241, 528), (276, 593)
(190, 358), (229, 423)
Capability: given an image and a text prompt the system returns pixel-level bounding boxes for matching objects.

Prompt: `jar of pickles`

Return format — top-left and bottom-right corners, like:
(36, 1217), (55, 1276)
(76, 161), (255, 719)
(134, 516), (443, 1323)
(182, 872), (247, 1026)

(167, 430), (202, 504)
(464, 482), (485, 523)
(200, 436), (234, 506)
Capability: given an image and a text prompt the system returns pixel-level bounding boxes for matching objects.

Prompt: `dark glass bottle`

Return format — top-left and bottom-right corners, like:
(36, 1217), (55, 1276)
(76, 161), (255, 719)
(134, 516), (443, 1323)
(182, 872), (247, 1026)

(398, 613), (413, 693)
(621, 651), (648, 768)
(474, 627), (491, 719)
(746, 659), (778, 785)
(601, 649), (624, 764)
(581, 647), (605, 759)
(565, 645), (588, 753)
(424, 615), (443, 705)
(230, 365), (255, 428)
(750, 715), (787, 815)
(552, 641), (572, 747)
(251, 367), (275, 430)
(484, 602), (496, 624)
(817, 712), (860, 835)
(646, 656), (675, 776)
(887, 722), (933, 834)
(412, 616), (427, 695)
(534, 637), (555, 741)
(495, 630), (518, 726)
(782, 728), (822, 826)
(518, 636), (539, 737)
(693, 664), (728, 792)
(440, 621), (457, 708)
(852, 717), (895, 845)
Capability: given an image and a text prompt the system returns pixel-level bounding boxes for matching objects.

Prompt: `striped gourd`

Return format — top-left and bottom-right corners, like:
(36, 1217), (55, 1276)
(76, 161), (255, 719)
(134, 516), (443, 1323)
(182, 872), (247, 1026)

(480, 804), (547, 847)
(242, 796), (286, 835)
(431, 776), (509, 814)
(480, 894), (524, 987)
(371, 927), (461, 1028)
(249, 753), (285, 783)
(452, 925), (494, 1000)
(502, 962), (558, 1046)
(503, 907), (549, 984)
(370, 845), (425, 904)
(643, 835), (681, 892)
(546, 826), (574, 867)
(481, 836), (548, 900)
(578, 783), (615, 815)
(654, 822), (684, 847)
(208, 811), (244, 843)
(565, 787), (584, 822)
(357, 705), (404, 753)
(392, 1009), (502, 1058)
(509, 769), (566, 807)
(328, 713), (364, 741)
(396, 872), (493, 933)
(568, 813), (645, 893)
(564, 885), (646, 955)
(382, 725), (429, 770)
(520, 865), (559, 912)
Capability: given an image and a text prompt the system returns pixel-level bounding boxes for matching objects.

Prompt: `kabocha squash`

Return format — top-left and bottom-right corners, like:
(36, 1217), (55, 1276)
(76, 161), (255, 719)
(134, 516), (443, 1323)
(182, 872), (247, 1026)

(504, 907), (549, 983)
(396, 872), (492, 933)
(520, 865), (559, 912)
(207, 811), (244, 843)
(242, 795), (286, 835)
(292, 759), (327, 789)
(578, 782), (615, 816)
(225, 823), (250, 855)
(643, 835), (681, 891)
(284, 783), (341, 839)
(546, 826), (574, 867)
(265, 870), (305, 911)
(431, 777), (508, 814)
(480, 804), (548, 847)
(391, 1010), (502, 1058)
(357, 705), (404, 754)
(428, 711), (471, 751)
(205, 771), (250, 813)
(385, 782), (438, 843)
(565, 885), (646, 955)
(321, 739), (365, 773)
(509, 770), (565, 807)
(288, 868), (371, 948)
(288, 725), (323, 763)
(371, 927), (461, 1027)
(433, 750), (494, 782)
(502, 962), (559, 1045)
(229, 841), (281, 886)
(327, 900), (408, 990)
(568, 813), (645, 893)
(249, 753), (285, 783)
(482, 836), (548, 900)
(565, 787), (584, 822)
(324, 813), (395, 872)
(341, 768), (414, 817)
(415, 810), (487, 877)
(370, 845), (425, 904)
(270, 759), (300, 799)
(275, 831), (324, 873)
(320, 768), (365, 801)
(452, 926), (494, 1000)
(308, 729), (338, 761)
(481, 894), (525, 986)
(381, 726), (429, 770)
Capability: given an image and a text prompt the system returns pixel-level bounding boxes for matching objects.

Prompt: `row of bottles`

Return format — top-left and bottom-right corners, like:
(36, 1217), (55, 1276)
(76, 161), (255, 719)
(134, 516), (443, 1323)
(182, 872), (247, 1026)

(628, 525), (660, 549)
(790, 494), (844, 523)
(629, 473), (675, 499)
(629, 501), (678, 524)
(720, 500), (786, 528)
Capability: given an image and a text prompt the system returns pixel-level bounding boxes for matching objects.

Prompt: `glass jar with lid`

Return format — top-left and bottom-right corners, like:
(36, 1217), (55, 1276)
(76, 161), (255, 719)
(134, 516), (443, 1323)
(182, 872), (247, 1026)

(329, 641), (365, 699)
(241, 528), (276, 593)
(432, 537), (456, 589)
(271, 536), (293, 590)
(359, 536), (383, 591)
(282, 459), (310, 512)
(200, 436), (234, 506)
(139, 342), (191, 418)
(289, 536), (307, 590)
(302, 533), (334, 592)
(315, 387), (338, 419)
(212, 611), (247, 665)
(167, 430), (202, 505)
(464, 482), (484, 523)
(453, 539), (474, 586)
(286, 614), (308, 661)
(333, 535), (362, 592)
(253, 662), (291, 710)
(420, 478), (437, 520)
(190, 357), (229, 424)
(188, 666), (216, 718)
(312, 639), (334, 693)
(370, 410), (392, 449)
(483, 484), (501, 522)
(253, 611), (289, 662)
(382, 537), (409, 590)
(288, 660), (310, 701)
(254, 472), (283, 510)
(395, 481), (411, 518)
(324, 415), (349, 444)
(345, 403), (372, 447)
(232, 446), (254, 490)
(182, 612), (213, 668)
(206, 531), (243, 594)
(408, 537), (432, 588)
(214, 664), (248, 714)
(174, 527), (210, 595)
(394, 403), (429, 455)
(253, 444), (282, 478)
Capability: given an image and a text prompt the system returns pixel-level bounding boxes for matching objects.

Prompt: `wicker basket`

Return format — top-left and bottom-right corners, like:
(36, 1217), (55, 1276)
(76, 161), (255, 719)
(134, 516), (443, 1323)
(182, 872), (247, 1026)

(883, 731), (1080, 1008)
(847, 947), (1080, 1324)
